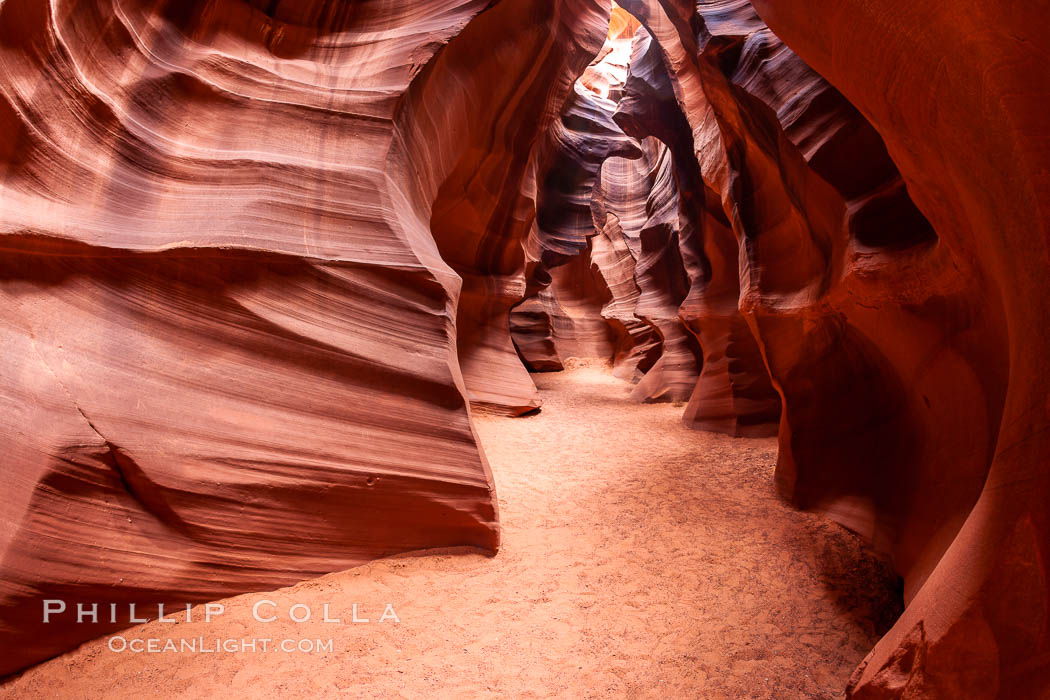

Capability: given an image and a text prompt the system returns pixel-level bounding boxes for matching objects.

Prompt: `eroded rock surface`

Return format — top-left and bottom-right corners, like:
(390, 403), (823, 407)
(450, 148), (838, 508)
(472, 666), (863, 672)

(746, 0), (1050, 696)
(0, 0), (613, 675)
(512, 18), (702, 403)
(3, 0), (1049, 693)
(617, 0), (1050, 695)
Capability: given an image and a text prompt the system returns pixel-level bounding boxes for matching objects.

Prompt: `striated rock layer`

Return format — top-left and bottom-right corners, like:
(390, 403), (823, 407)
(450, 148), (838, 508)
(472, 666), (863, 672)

(746, 0), (1050, 696)
(613, 23), (779, 435)
(512, 19), (702, 402)
(619, 0), (1050, 695)
(3, 0), (1050, 693)
(596, 141), (699, 403)
(0, 0), (614, 676)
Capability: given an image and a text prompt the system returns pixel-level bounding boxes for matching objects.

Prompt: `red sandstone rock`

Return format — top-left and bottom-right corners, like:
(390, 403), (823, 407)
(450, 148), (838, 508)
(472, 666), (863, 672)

(596, 141), (700, 402)
(513, 24), (700, 401)
(622, 0), (1050, 694)
(4, 0), (1049, 693)
(614, 24), (779, 434)
(423, 1), (616, 416)
(512, 22), (645, 371)
(589, 184), (662, 382)
(746, 0), (1050, 695)
(0, 0), (614, 675)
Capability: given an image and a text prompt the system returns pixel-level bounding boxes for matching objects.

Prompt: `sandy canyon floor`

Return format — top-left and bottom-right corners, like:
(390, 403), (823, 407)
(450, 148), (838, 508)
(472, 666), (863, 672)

(1, 364), (901, 699)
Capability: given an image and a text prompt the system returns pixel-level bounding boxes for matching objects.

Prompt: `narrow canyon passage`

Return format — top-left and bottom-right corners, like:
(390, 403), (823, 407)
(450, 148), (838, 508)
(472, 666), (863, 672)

(1, 0), (1048, 692)
(1, 365), (900, 699)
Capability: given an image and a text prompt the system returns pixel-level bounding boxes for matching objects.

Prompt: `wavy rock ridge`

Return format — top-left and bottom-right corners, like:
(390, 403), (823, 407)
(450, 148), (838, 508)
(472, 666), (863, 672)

(612, 0), (1050, 696)
(0, 0), (611, 675)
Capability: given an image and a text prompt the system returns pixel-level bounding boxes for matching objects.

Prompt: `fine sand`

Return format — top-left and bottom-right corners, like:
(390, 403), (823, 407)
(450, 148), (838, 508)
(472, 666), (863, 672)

(1, 363), (901, 699)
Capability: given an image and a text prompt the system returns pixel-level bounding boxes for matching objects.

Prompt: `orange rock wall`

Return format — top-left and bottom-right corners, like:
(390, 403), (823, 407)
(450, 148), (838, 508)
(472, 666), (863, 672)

(0, 0), (613, 675)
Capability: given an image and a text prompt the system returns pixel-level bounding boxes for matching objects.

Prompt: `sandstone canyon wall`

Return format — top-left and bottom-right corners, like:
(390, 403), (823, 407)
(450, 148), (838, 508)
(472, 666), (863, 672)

(0, 0), (613, 675)
(744, 0), (1050, 696)
(2, 0), (1049, 694)
(512, 12), (704, 403)
(614, 0), (1050, 695)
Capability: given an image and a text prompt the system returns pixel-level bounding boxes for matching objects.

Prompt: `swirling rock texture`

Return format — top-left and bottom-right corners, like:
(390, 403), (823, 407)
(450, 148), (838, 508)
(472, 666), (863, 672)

(3, 0), (1050, 693)
(595, 141), (701, 402)
(589, 158), (662, 382)
(511, 16), (702, 402)
(617, 0), (1050, 695)
(508, 294), (565, 373)
(0, 0), (615, 676)
(605, 33), (706, 406)
(745, 0), (1050, 696)
(426, 0), (617, 416)
(614, 23), (780, 435)
(511, 18), (642, 372)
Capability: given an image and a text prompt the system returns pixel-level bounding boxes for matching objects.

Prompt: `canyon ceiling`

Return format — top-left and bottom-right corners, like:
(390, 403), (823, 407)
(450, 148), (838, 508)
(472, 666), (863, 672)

(1, 0), (1048, 696)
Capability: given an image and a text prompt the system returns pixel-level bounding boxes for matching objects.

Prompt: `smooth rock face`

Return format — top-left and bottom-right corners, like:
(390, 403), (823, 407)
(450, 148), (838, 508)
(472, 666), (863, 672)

(425, 0), (616, 417)
(0, 0), (613, 675)
(599, 140), (700, 403)
(617, 0), (1050, 695)
(745, 0), (1050, 696)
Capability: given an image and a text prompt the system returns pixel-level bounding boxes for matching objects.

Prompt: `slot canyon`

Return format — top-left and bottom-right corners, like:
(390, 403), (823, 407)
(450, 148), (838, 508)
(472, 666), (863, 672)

(0, 0), (1048, 697)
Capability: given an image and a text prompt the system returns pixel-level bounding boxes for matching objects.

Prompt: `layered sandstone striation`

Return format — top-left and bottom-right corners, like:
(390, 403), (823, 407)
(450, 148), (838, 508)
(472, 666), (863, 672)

(0, 0), (614, 675)
(617, 0), (1050, 695)
(746, 0), (1050, 696)
(512, 15), (702, 402)
(596, 141), (700, 402)
(613, 23), (779, 435)
(3, 0), (1049, 693)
